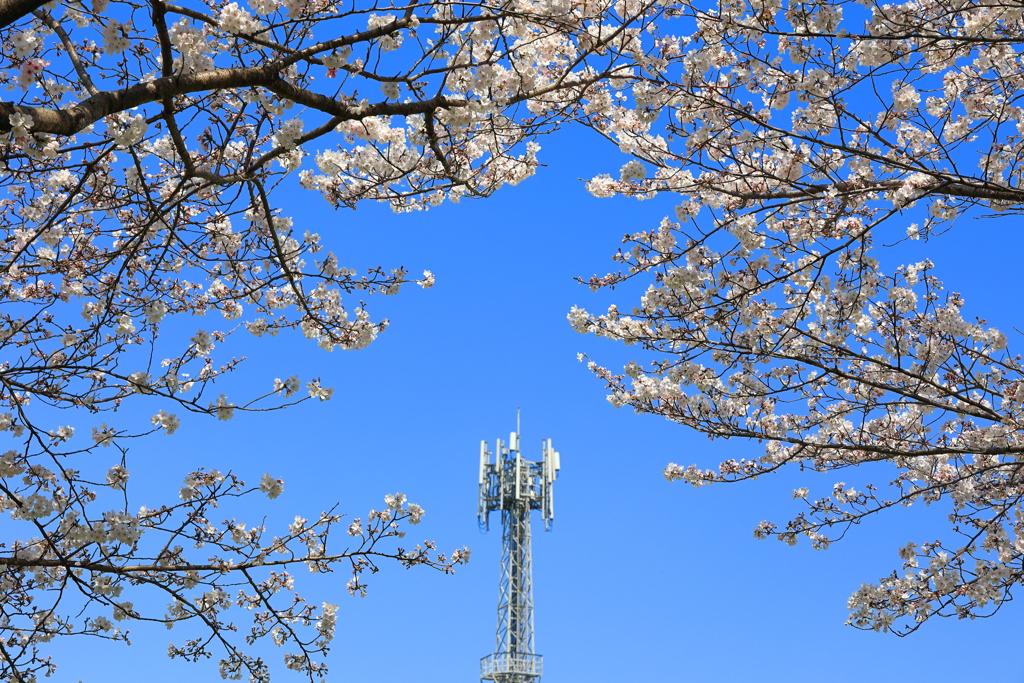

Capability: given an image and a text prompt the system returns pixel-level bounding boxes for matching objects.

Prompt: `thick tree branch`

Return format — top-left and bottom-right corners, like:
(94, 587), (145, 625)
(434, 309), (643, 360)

(0, 65), (277, 135)
(0, 0), (47, 30)
(701, 178), (1024, 205)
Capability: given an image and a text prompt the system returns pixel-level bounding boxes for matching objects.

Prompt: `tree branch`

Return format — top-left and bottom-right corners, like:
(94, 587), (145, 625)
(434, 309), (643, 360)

(0, 0), (48, 30)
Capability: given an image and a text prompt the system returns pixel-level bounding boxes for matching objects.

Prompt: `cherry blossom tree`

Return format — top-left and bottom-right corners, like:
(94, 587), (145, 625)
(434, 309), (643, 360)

(0, 0), (666, 678)
(570, 0), (1024, 635)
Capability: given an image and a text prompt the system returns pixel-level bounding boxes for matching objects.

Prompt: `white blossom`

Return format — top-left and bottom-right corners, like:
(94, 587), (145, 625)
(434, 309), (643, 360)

(259, 473), (283, 499)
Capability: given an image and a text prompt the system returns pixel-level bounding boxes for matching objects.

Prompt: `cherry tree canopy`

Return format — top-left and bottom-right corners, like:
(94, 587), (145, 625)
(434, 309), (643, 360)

(571, 0), (1024, 635)
(0, 0), (664, 678)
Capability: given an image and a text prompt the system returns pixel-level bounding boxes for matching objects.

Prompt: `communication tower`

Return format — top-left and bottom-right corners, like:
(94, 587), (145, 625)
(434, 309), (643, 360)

(477, 413), (560, 683)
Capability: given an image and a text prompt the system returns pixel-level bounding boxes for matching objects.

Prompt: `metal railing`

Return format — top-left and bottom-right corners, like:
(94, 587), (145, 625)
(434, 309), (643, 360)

(480, 652), (543, 679)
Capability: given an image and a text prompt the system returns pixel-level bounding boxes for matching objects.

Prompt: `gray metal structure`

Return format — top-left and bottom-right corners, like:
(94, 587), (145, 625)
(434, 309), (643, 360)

(478, 415), (560, 683)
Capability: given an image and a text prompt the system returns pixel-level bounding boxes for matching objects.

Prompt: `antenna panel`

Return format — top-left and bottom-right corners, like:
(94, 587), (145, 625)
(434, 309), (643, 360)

(497, 441), (505, 511)
(514, 452), (521, 500)
(544, 440), (554, 485)
(479, 441), (488, 485)
(541, 442), (549, 487)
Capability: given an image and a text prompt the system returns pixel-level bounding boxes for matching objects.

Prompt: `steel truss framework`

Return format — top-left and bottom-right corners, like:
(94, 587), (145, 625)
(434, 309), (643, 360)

(478, 420), (559, 683)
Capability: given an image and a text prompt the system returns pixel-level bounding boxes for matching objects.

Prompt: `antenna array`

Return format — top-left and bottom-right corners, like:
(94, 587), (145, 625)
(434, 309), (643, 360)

(477, 417), (560, 683)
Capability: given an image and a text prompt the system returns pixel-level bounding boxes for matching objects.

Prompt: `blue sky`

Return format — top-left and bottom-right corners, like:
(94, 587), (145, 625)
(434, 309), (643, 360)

(43, 120), (1024, 682)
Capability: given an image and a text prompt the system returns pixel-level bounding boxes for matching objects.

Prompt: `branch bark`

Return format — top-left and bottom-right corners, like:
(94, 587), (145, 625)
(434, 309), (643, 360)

(0, 0), (48, 30)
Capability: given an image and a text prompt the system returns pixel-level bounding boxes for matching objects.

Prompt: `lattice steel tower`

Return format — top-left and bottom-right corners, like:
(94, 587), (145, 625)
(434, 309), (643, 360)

(478, 414), (560, 683)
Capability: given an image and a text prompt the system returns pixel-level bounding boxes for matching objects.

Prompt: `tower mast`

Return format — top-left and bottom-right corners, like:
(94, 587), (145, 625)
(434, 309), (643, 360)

(478, 415), (560, 683)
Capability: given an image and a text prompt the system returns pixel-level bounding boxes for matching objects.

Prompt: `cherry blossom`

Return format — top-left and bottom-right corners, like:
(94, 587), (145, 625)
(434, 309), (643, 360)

(0, 0), (663, 677)
(573, 0), (1024, 636)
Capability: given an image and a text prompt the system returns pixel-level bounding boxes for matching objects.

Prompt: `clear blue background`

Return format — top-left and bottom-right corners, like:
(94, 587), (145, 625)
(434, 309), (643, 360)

(45, 122), (1024, 682)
